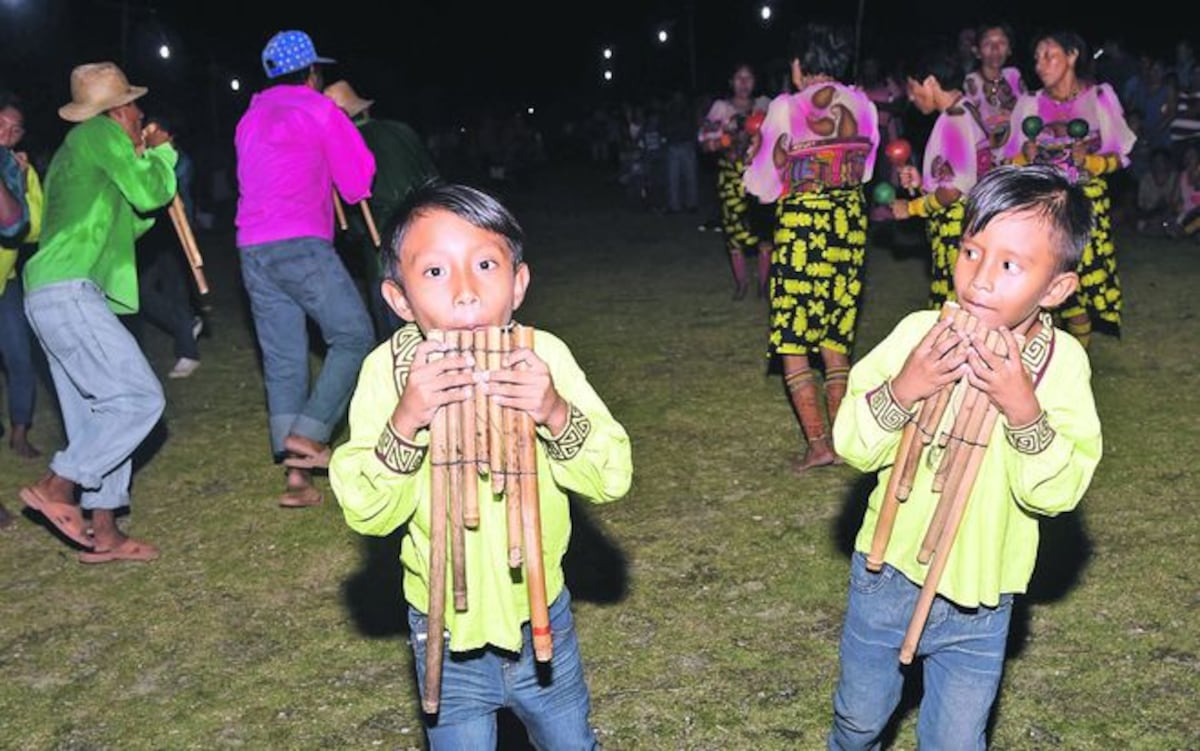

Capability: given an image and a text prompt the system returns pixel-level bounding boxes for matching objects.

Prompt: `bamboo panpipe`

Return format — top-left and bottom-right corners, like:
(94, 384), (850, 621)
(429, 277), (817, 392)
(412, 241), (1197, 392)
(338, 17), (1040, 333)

(166, 195), (209, 296)
(422, 324), (553, 711)
(361, 202), (381, 247)
(899, 330), (1009, 665)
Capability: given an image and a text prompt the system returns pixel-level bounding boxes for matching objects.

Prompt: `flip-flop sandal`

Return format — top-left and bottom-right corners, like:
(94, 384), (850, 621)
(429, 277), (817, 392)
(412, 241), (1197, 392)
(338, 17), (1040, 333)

(19, 486), (93, 548)
(78, 537), (160, 564)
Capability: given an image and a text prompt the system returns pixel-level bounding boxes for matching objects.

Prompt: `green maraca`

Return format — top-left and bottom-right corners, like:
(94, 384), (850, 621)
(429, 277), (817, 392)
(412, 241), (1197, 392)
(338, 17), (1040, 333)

(872, 182), (897, 206)
(1021, 115), (1044, 139)
(1067, 118), (1090, 139)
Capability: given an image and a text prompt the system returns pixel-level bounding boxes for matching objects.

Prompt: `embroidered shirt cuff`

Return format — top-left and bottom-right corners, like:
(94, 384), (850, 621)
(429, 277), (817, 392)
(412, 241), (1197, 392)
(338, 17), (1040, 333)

(866, 380), (916, 432)
(538, 402), (591, 461)
(1004, 412), (1055, 455)
(375, 422), (428, 474)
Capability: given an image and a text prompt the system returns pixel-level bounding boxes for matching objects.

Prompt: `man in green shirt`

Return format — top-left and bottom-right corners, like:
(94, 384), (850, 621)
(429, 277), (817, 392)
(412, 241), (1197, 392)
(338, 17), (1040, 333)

(324, 79), (438, 339)
(18, 62), (177, 562)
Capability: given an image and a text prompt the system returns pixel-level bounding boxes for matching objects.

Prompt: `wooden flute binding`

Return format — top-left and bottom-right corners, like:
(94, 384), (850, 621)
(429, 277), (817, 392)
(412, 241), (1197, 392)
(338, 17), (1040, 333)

(422, 324), (552, 714)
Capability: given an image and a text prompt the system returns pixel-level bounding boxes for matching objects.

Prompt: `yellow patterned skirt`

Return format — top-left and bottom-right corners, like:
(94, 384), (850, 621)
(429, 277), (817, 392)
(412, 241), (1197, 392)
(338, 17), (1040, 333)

(927, 200), (965, 309)
(769, 188), (868, 357)
(1061, 177), (1121, 331)
(717, 155), (770, 252)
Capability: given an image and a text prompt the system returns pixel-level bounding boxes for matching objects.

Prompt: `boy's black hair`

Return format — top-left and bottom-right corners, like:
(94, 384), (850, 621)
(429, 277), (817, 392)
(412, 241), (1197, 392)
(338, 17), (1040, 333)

(381, 181), (526, 285)
(789, 23), (853, 81)
(963, 165), (1092, 273)
(902, 44), (959, 89)
(270, 65), (320, 89)
(0, 89), (22, 113)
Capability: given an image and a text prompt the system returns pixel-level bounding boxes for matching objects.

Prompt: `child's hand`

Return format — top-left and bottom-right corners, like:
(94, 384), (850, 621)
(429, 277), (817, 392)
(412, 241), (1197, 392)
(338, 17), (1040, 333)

(483, 346), (569, 433)
(890, 198), (910, 220)
(890, 317), (968, 409)
(1022, 139), (1038, 164)
(389, 339), (476, 440)
(897, 165), (921, 191)
(962, 328), (1041, 426)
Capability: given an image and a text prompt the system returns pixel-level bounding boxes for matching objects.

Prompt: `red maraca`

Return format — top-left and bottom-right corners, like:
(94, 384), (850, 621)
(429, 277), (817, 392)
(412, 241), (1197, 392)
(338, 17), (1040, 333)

(745, 110), (766, 136)
(884, 138), (912, 167)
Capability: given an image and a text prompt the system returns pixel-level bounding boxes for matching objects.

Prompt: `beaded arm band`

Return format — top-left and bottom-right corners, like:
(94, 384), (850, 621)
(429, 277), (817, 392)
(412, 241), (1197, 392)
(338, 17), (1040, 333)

(1082, 153), (1121, 177)
(540, 403), (591, 462)
(375, 421), (428, 474)
(1004, 411), (1056, 455)
(866, 380), (917, 432)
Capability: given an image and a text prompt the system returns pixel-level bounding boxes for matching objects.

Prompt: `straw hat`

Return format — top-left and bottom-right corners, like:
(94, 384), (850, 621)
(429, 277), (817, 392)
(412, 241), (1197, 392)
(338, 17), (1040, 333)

(323, 80), (374, 118)
(59, 62), (148, 123)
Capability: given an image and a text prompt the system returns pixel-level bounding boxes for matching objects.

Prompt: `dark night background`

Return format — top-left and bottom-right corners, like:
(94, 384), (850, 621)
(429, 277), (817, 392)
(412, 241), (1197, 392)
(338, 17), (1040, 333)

(0, 0), (1188, 176)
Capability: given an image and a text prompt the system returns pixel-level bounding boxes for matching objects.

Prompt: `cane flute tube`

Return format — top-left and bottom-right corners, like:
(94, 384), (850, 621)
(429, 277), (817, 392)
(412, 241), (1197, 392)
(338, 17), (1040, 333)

(865, 412), (922, 572)
(899, 399), (1002, 665)
(487, 327), (506, 493)
(423, 331), (449, 713)
(333, 191), (348, 231)
(512, 325), (552, 662)
(474, 329), (490, 473)
(931, 378), (983, 494)
(167, 197), (210, 296)
(455, 331), (480, 530)
(360, 201), (382, 248)
(446, 334), (468, 613)
(503, 330), (523, 568)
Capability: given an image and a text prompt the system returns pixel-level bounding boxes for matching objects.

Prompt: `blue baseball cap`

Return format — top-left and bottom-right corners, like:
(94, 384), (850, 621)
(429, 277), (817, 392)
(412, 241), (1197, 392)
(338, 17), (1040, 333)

(261, 30), (335, 79)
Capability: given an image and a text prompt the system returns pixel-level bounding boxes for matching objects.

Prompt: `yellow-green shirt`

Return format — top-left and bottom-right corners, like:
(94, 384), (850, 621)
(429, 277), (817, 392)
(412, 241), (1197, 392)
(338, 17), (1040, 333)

(330, 324), (633, 654)
(24, 116), (176, 314)
(834, 310), (1102, 607)
(0, 166), (42, 296)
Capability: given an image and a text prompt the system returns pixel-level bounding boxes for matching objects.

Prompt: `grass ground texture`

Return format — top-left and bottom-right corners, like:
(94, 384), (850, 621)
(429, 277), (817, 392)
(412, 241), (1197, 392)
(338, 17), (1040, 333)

(1, 165), (1197, 750)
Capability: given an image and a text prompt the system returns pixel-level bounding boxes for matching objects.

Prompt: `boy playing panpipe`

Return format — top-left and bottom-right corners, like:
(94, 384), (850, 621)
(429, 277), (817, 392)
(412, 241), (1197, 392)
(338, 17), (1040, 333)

(828, 165), (1102, 750)
(329, 183), (632, 748)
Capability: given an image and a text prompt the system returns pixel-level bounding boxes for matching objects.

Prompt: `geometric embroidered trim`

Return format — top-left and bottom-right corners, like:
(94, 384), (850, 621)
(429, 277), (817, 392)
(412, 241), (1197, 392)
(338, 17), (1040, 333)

(389, 323), (425, 395)
(867, 380), (916, 432)
(1004, 411), (1056, 455)
(542, 403), (591, 462)
(375, 422), (427, 474)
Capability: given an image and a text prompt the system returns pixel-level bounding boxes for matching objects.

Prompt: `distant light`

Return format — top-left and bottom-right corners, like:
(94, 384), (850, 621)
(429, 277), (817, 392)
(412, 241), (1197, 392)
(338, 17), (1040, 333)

(158, 44), (171, 60)
(602, 47), (613, 60)
(657, 29), (668, 44)
(760, 5), (772, 21)
(603, 69), (613, 81)
(229, 78), (241, 92)
(460, 126), (467, 133)
(1093, 48), (1105, 60)
(527, 106), (535, 115)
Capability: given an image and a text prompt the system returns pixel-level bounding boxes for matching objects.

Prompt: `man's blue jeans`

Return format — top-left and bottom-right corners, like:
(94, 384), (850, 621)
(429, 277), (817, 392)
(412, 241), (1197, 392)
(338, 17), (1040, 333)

(24, 280), (164, 510)
(829, 553), (1013, 751)
(238, 237), (373, 456)
(408, 589), (599, 750)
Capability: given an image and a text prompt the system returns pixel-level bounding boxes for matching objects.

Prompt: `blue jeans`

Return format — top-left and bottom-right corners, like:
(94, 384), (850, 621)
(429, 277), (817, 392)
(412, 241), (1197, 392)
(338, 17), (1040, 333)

(0, 274), (36, 425)
(408, 589), (598, 750)
(829, 553), (1013, 751)
(665, 142), (699, 212)
(24, 281), (164, 510)
(238, 237), (373, 456)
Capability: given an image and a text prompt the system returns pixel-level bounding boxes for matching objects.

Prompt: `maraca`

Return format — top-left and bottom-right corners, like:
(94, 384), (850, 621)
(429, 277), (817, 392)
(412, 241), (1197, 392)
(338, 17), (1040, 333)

(872, 182), (897, 206)
(1021, 115), (1044, 139)
(1067, 118), (1089, 139)
(745, 110), (766, 136)
(884, 138), (912, 166)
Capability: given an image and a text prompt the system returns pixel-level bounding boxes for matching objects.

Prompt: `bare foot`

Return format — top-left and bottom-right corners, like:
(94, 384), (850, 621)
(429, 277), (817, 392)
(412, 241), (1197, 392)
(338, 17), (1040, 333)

(10, 425), (41, 459)
(790, 439), (838, 473)
(282, 434), (331, 469)
(279, 468), (323, 508)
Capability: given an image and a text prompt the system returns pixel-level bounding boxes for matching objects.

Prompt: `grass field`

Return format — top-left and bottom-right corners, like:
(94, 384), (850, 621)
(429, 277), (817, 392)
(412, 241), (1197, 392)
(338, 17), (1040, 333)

(1, 165), (1198, 750)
